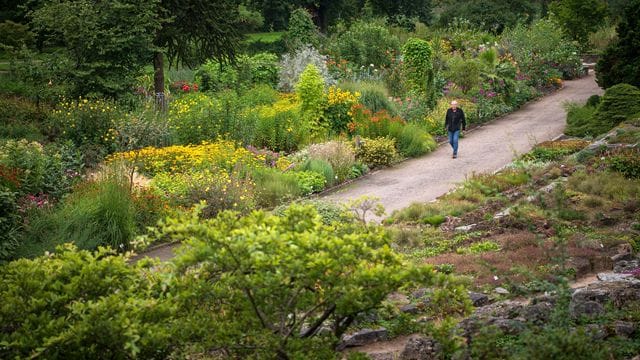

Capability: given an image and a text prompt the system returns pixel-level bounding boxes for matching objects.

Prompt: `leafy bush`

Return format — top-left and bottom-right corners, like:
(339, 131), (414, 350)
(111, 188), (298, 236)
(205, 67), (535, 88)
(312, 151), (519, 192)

(388, 122), (436, 157)
(0, 245), (175, 358)
(0, 139), (46, 196)
(299, 158), (336, 187)
(252, 167), (301, 208)
(568, 170), (640, 202)
(325, 86), (360, 134)
(254, 99), (306, 152)
(0, 96), (47, 141)
(306, 141), (356, 183)
(339, 80), (398, 115)
(296, 63), (327, 136)
(348, 104), (405, 139)
(278, 45), (335, 92)
(195, 53), (279, 92)
(605, 147), (640, 179)
(355, 137), (398, 168)
(564, 102), (599, 137)
(593, 83), (640, 134)
(0, 189), (19, 260)
(292, 170), (326, 195)
(444, 54), (481, 94)
(241, 84), (280, 107)
(283, 8), (320, 51)
(402, 38), (434, 103)
(330, 20), (400, 68)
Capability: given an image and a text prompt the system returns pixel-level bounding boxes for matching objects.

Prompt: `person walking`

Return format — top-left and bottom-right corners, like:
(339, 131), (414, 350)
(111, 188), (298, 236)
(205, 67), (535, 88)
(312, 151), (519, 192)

(444, 100), (466, 158)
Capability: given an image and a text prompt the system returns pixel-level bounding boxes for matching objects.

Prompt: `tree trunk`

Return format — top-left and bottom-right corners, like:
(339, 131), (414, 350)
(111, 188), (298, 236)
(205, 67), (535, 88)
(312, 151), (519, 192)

(153, 51), (166, 110)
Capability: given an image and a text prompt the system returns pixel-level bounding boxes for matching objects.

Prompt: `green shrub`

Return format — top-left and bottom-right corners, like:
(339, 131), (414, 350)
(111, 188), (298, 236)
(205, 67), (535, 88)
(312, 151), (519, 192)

(330, 20), (400, 68)
(283, 8), (320, 51)
(564, 102), (599, 137)
(299, 158), (336, 187)
(0, 245), (175, 358)
(593, 83), (640, 135)
(456, 240), (501, 254)
(568, 170), (640, 202)
(306, 141), (356, 183)
(241, 84), (279, 107)
(274, 199), (346, 225)
(0, 139), (47, 196)
(423, 214), (446, 226)
(606, 147), (640, 179)
(252, 167), (301, 208)
(295, 63), (327, 136)
(339, 80), (398, 115)
(292, 170), (326, 195)
(402, 38), (435, 104)
(254, 107), (305, 152)
(0, 189), (19, 260)
(521, 140), (590, 162)
(0, 96), (47, 140)
(389, 122), (436, 157)
(355, 137), (398, 168)
(586, 94), (601, 107)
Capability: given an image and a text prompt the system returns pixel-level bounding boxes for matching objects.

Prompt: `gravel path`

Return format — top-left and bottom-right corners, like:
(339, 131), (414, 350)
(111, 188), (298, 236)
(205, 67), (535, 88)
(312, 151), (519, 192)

(322, 73), (603, 220)
(136, 73), (602, 261)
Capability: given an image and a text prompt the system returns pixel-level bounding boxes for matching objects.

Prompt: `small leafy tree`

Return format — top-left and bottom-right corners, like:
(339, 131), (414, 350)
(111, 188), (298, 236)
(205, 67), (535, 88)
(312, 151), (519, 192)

(283, 7), (320, 51)
(296, 63), (327, 137)
(402, 37), (435, 105)
(595, 0), (640, 88)
(165, 205), (451, 358)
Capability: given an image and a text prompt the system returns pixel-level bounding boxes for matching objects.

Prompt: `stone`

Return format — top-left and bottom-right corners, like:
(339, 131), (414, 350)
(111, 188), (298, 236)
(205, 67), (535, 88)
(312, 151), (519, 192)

(400, 335), (442, 360)
(570, 300), (605, 318)
(521, 302), (553, 325)
(367, 351), (396, 360)
(583, 324), (608, 340)
(468, 292), (490, 307)
(491, 318), (526, 335)
(339, 328), (388, 349)
(400, 304), (420, 314)
(597, 272), (638, 282)
(567, 257), (592, 276)
(611, 253), (635, 262)
(614, 321), (636, 338)
(494, 287), (510, 295)
(411, 288), (428, 299)
(614, 260), (640, 274)
(493, 208), (511, 219)
(455, 224), (477, 232)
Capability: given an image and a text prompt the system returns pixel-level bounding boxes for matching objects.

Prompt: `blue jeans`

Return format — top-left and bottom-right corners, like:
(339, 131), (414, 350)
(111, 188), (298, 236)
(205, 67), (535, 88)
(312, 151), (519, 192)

(448, 130), (460, 155)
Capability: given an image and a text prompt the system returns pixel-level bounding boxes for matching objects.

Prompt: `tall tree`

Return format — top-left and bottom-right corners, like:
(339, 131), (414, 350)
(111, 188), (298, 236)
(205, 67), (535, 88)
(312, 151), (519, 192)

(596, 0), (640, 88)
(549, 0), (608, 49)
(437, 0), (539, 33)
(30, 0), (160, 98)
(153, 0), (242, 98)
(368, 0), (433, 25)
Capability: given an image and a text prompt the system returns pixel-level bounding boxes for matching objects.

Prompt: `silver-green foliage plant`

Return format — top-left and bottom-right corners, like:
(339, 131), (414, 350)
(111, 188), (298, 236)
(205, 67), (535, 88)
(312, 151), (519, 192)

(278, 44), (335, 92)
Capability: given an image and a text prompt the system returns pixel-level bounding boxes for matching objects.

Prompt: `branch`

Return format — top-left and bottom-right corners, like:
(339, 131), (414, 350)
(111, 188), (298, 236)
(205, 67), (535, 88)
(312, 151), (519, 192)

(299, 303), (336, 338)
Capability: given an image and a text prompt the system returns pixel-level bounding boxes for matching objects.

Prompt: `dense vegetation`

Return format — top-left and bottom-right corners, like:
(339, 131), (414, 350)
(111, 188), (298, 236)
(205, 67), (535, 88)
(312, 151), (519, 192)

(1, 0), (638, 358)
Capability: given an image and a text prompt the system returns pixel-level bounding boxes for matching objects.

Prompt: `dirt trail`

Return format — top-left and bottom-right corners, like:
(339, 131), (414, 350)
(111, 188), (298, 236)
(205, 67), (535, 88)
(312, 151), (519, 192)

(137, 73), (603, 261)
(323, 73), (603, 220)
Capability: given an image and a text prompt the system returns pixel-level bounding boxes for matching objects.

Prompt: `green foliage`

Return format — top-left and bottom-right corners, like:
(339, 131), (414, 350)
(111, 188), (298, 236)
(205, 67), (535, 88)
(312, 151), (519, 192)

(252, 167), (301, 208)
(0, 245), (175, 358)
(388, 123), (436, 157)
(595, 0), (640, 88)
(521, 140), (589, 162)
(456, 240), (501, 254)
(299, 158), (336, 187)
(30, 0), (160, 98)
(0, 96), (46, 141)
(0, 139), (46, 196)
(564, 101), (599, 137)
(306, 140), (357, 183)
(588, 24), (618, 54)
(355, 137), (398, 168)
(549, 0), (608, 49)
(437, 0), (539, 33)
(0, 20), (33, 50)
(293, 170), (326, 195)
(568, 170), (640, 202)
(444, 54), (481, 94)
(196, 52), (279, 92)
(339, 80), (398, 115)
(330, 20), (401, 68)
(243, 32), (287, 55)
(164, 204), (440, 358)
(283, 8), (319, 51)
(605, 148), (640, 179)
(296, 63), (327, 136)
(0, 189), (19, 260)
(402, 38), (434, 103)
(592, 83), (640, 134)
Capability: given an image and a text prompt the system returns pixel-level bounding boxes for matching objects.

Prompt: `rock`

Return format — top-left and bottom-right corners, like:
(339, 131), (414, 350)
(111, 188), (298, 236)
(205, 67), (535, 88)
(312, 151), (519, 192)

(597, 272), (638, 282)
(400, 335), (443, 360)
(411, 288), (428, 299)
(583, 324), (608, 340)
(567, 257), (592, 276)
(531, 293), (558, 306)
(570, 300), (605, 318)
(611, 253), (635, 262)
(468, 292), (490, 307)
(521, 302), (553, 325)
(614, 260), (640, 274)
(491, 318), (526, 335)
(614, 321), (636, 338)
(493, 208), (511, 219)
(455, 224), (477, 232)
(339, 328), (388, 349)
(494, 287), (510, 295)
(367, 351), (396, 360)
(400, 304), (420, 314)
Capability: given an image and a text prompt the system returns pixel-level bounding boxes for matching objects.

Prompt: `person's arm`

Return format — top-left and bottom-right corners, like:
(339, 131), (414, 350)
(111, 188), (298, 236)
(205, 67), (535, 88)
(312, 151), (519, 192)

(444, 109), (450, 131)
(461, 108), (466, 131)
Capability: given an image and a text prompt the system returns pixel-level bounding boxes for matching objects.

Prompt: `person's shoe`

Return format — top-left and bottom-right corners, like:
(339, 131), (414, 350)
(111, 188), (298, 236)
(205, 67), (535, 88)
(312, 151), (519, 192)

(453, 154), (457, 158)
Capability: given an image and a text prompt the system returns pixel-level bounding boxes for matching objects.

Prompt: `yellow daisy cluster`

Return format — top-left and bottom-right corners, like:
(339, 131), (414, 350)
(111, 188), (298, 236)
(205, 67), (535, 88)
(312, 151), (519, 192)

(256, 93), (300, 118)
(107, 140), (259, 176)
(168, 92), (214, 118)
(327, 86), (360, 106)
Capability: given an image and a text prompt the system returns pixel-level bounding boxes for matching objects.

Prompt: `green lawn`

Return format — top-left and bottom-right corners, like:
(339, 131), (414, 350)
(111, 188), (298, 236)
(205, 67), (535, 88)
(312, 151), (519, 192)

(245, 32), (284, 43)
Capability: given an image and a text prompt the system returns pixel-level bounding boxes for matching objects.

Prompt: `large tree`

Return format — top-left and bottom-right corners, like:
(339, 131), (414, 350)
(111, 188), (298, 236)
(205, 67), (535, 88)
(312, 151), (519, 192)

(549, 0), (608, 49)
(436, 0), (540, 33)
(152, 0), (242, 98)
(30, 0), (160, 98)
(596, 0), (640, 88)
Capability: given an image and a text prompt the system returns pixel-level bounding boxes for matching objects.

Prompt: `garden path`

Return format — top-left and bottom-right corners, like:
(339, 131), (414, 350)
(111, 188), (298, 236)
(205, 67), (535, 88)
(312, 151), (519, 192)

(134, 72), (603, 262)
(322, 72), (603, 221)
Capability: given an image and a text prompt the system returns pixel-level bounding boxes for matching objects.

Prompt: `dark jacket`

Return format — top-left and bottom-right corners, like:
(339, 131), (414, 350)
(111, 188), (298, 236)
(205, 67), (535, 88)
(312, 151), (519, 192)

(445, 108), (466, 132)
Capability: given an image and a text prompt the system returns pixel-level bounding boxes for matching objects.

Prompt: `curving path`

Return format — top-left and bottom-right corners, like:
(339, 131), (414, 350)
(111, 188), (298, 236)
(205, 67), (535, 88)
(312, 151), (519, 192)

(136, 73), (603, 261)
(323, 73), (603, 220)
